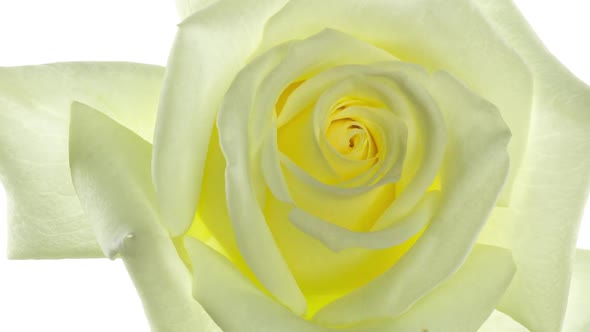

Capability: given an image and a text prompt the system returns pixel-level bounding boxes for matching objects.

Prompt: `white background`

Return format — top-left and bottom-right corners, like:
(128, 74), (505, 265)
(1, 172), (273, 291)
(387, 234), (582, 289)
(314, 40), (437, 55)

(0, 1), (589, 331)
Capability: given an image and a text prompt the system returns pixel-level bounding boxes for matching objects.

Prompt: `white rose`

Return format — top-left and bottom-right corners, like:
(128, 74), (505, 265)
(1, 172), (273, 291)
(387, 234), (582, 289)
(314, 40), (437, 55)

(1, 1), (589, 331)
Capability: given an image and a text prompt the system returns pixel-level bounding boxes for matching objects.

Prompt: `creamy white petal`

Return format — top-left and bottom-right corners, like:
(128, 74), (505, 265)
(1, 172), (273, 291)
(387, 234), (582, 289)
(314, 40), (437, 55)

(185, 237), (329, 332)
(0, 62), (163, 259)
(175, 0), (218, 19)
(289, 192), (439, 251)
(473, 1), (590, 330)
(217, 43), (306, 314)
(153, 0), (290, 236)
(375, 245), (516, 332)
(186, 237), (516, 332)
(478, 310), (528, 332)
(563, 249), (590, 331)
(69, 102), (219, 332)
(480, 250), (590, 332)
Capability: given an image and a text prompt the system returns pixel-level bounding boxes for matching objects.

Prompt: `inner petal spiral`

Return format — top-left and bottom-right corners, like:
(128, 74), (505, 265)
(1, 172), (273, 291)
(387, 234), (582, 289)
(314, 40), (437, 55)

(325, 118), (373, 159)
(324, 98), (380, 163)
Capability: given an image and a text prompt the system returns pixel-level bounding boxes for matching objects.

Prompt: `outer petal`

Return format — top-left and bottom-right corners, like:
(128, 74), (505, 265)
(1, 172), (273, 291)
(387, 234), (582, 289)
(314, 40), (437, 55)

(563, 249), (590, 331)
(153, 0), (289, 236)
(479, 250), (590, 332)
(478, 311), (528, 332)
(69, 102), (219, 332)
(175, 0), (217, 19)
(374, 245), (516, 332)
(289, 192), (439, 251)
(186, 238), (515, 332)
(473, 1), (590, 330)
(217, 42), (306, 314)
(0, 62), (163, 259)
(185, 237), (328, 332)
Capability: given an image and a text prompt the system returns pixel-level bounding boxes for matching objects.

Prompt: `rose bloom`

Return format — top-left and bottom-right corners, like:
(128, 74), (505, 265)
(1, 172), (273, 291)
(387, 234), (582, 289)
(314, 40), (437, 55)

(1, 1), (589, 331)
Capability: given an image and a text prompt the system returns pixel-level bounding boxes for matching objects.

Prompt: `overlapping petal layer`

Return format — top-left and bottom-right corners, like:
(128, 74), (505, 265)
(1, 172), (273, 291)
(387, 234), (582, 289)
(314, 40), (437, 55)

(473, 1), (590, 330)
(215, 29), (441, 311)
(257, 0), (532, 206)
(217, 43), (306, 314)
(153, 0), (290, 236)
(0, 62), (163, 259)
(312, 70), (511, 325)
(69, 103), (220, 332)
(186, 238), (515, 332)
(215, 25), (511, 325)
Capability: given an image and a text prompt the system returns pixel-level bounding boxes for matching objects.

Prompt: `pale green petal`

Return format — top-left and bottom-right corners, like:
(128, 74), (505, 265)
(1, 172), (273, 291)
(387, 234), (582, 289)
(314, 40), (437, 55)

(479, 250), (590, 332)
(217, 42), (306, 314)
(69, 102), (219, 332)
(313, 70), (511, 325)
(69, 101), (157, 258)
(186, 237), (515, 332)
(289, 192), (439, 251)
(376, 245), (516, 332)
(477, 207), (515, 249)
(185, 237), (329, 332)
(260, 0), (532, 205)
(153, 0), (289, 236)
(563, 250), (590, 331)
(478, 311), (528, 332)
(0, 62), (163, 259)
(175, 0), (218, 19)
(473, 1), (590, 330)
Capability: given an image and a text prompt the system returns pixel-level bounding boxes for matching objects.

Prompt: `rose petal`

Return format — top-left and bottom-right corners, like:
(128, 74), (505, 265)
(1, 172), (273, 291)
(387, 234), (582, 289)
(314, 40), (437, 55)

(69, 102), (220, 332)
(175, 0), (218, 19)
(478, 310), (528, 332)
(479, 250), (590, 331)
(563, 249), (590, 330)
(186, 237), (516, 332)
(185, 237), (328, 332)
(0, 62), (163, 259)
(473, 1), (590, 330)
(374, 245), (516, 332)
(217, 43), (307, 314)
(153, 0), (290, 236)
(289, 192), (439, 251)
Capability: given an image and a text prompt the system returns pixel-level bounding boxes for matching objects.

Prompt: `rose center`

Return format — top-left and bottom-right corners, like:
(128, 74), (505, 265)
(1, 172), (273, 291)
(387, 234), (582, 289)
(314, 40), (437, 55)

(325, 118), (377, 160)
(323, 98), (380, 162)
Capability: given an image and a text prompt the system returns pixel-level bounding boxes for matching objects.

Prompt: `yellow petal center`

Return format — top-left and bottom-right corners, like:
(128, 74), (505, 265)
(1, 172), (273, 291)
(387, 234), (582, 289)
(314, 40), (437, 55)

(325, 117), (377, 161)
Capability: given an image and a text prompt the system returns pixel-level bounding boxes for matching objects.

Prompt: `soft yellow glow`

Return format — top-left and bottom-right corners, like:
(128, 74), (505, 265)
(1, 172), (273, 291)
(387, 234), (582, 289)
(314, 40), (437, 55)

(326, 118), (375, 160)
(304, 230), (424, 318)
(265, 193), (423, 317)
(269, 80), (425, 315)
(183, 73), (436, 317)
(181, 126), (264, 290)
(325, 99), (379, 162)
(276, 81), (305, 117)
(183, 121), (422, 317)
